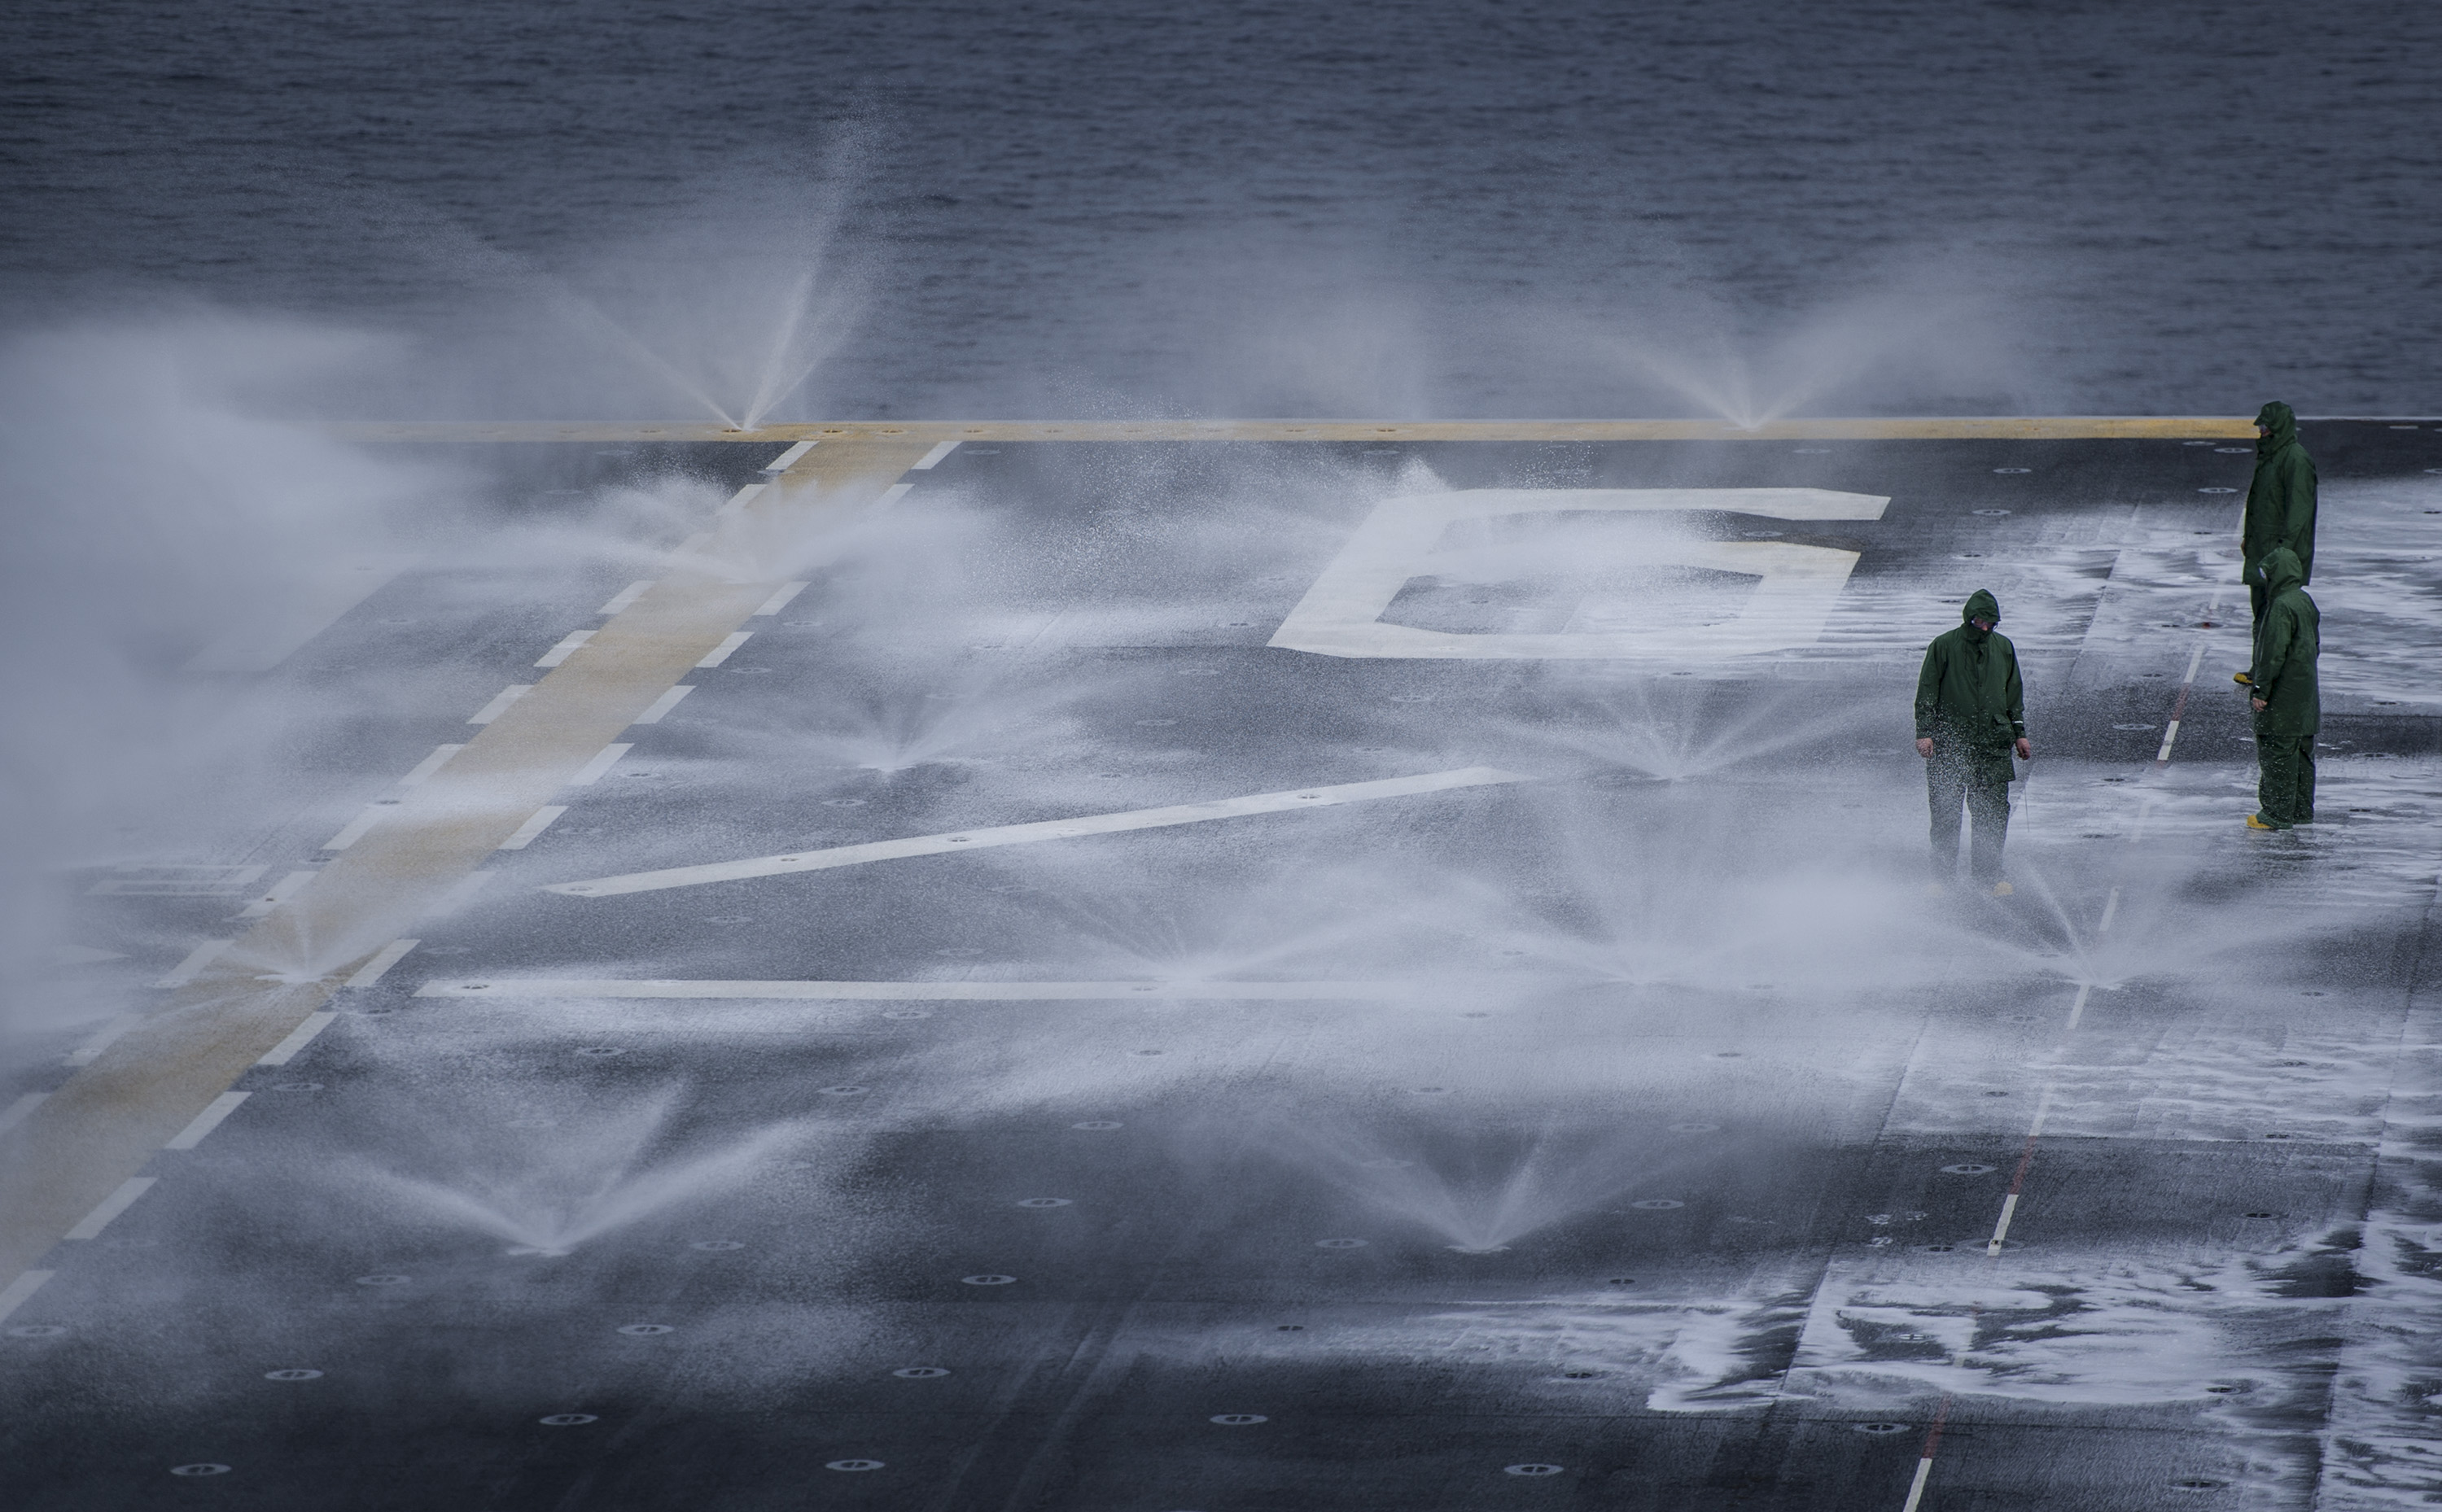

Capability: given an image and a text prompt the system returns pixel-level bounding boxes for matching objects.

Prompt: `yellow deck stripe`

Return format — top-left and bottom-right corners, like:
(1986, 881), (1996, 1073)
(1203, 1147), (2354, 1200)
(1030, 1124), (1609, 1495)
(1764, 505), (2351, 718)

(0, 439), (931, 1288)
(328, 417), (2256, 444)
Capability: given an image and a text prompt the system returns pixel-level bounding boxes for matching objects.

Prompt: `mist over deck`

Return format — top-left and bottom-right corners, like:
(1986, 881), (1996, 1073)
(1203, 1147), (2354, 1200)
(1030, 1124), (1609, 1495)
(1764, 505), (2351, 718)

(5, 420), (2440, 1510)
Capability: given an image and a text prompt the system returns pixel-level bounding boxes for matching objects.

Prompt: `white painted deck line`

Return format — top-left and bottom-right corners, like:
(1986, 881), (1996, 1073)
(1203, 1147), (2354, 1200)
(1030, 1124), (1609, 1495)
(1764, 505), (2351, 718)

(716, 483), (768, 517)
(751, 582), (808, 616)
(0, 1269), (54, 1325)
(763, 440), (816, 472)
(63, 1177), (155, 1240)
(874, 482), (915, 509)
(344, 939), (420, 990)
(257, 1012), (338, 1064)
(567, 744), (632, 786)
(696, 632), (751, 668)
(164, 1092), (250, 1150)
(547, 767), (1530, 897)
(261, 1007), (340, 1067)
(427, 871), (496, 918)
(0, 1092), (47, 1134)
(535, 629), (596, 667)
(64, 1016), (138, 1067)
(468, 685), (532, 724)
(320, 806), (387, 851)
(397, 744), (464, 786)
(234, 870), (317, 920)
(597, 579), (656, 615)
(497, 806), (568, 850)
(630, 685), (694, 725)
(1984, 1192), (2021, 1257)
(911, 440), (960, 470)
(2153, 720), (2182, 763)
(1902, 1456), (1936, 1512)
(419, 979), (1411, 1000)
(156, 938), (234, 988)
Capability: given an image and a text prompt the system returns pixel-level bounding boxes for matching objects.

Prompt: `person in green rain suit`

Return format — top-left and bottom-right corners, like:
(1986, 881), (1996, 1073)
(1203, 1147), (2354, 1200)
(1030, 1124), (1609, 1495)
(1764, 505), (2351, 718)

(2245, 546), (2319, 830)
(1915, 589), (2032, 894)
(2234, 400), (2316, 689)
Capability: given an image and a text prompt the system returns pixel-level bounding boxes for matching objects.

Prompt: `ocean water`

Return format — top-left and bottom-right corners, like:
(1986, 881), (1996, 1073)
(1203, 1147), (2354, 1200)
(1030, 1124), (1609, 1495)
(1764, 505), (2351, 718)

(2, 0), (2437, 421)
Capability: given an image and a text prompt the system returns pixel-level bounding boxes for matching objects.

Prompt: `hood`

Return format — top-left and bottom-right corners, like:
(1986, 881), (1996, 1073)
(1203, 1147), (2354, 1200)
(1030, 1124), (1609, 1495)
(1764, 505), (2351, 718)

(2262, 545), (2305, 598)
(1961, 588), (2001, 641)
(2256, 400), (2298, 461)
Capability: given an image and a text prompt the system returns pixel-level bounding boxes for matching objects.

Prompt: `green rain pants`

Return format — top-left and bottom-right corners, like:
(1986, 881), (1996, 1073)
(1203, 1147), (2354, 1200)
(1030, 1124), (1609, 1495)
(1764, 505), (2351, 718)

(2253, 713), (2316, 828)
(1928, 745), (2013, 883)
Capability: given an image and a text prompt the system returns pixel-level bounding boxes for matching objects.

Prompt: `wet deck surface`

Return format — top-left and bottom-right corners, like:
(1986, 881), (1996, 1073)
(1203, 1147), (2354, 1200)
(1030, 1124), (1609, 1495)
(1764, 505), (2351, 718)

(7, 424), (2441, 1510)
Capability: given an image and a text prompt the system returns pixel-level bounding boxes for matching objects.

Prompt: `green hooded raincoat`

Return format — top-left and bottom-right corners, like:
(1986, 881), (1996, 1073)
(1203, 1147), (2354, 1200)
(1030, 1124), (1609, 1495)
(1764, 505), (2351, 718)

(2242, 401), (2317, 591)
(1914, 588), (2027, 754)
(2248, 547), (2319, 735)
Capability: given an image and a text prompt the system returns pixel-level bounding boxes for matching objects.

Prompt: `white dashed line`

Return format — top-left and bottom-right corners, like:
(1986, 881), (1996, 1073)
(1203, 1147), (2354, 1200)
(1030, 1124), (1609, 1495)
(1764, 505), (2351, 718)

(911, 440), (960, 470)
(156, 939), (234, 989)
(418, 980), (1411, 1000)
(0, 1269), (54, 1324)
(62, 1177), (155, 1240)
(468, 685), (532, 724)
(597, 580), (655, 615)
(535, 630), (596, 667)
(716, 483), (768, 517)
(763, 440), (816, 472)
(873, 482), (915, 510)
(549, 767), (1530, 897)
(234, 870), (317, 920)
(567, 744), (632, 786)
(630, 685), (694, 725)
(256, 1012), (337, 1064)
(498, 806), (568, 850)
(321, 806), (387, 852)
(751, 582), (808, 616)
(696, 632), (751, 668)
(397, 744), (464, 786)
(164, 1092), (250, 1150)
(0, 1091), (47, 1134)
(344, 938), (421, 990)
(65, 1016), (138, 1067)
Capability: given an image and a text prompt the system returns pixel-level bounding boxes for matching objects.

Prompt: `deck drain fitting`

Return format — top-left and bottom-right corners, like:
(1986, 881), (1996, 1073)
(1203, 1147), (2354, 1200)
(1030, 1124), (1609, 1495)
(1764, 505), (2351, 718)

(1315, 1238), (1368, 1249)
(576, 1047), (625, 1057)
(1972, 508), (2011, 516)
(8, 1325), (68, 1339)
(1209, 1414), (1267, 1426)
(1071, 1120), (1123, 1130)
(826, 1459), (886, 1472)
(1276, 1324), (1305, 1331)
(353, 1274), (409, 1287)
(264, 1368), (322, 1381)
(882, 1008), (932, 1020)
(690, 1239), (744, 1252)
(1606, 1278), (1636, 1286)
(1668, 1122), (1720, 1134)
(1016, 1197), (1072, 1208)
(616, 1324), (673, 1336)
(962, 1274), (1017, 1286)
(539, 1414), (597, 1426)
(1854, 1422), (1909, 1435)
(1408, 1086), (1449, 1095)
(819, 1085), (869, 1096)
(1941, 1164), (1997, 1175)
(2243, 1211), (2276, 1219)
(1560, 1370), (1603, 1379)
(1505, 1464), (1565, 1477)
(170, 1464), (231, 1477)
(1630, 1199), (1684, 1210)
(892, 1366), (950, 1379)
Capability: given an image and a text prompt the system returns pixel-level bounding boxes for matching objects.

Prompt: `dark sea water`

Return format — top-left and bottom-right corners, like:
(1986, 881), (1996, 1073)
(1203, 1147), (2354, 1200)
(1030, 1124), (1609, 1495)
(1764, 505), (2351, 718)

(3, 0), (2436, 418)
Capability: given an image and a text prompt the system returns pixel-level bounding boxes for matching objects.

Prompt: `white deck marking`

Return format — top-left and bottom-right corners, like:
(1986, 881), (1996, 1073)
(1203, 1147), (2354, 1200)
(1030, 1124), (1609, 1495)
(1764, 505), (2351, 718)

(234, 870), (317, 920)
(64, 1017), (138, 1067)
(427, 871), (496, 918)
(2096, 885), (2120, 933)
(716, 483), (768, 517)
(156, 938), (234, 988)
(62, 1177), (155, 1240)
(597, 580), (656, 615)
(1902, 1455), (1936, 1512)
(696, 632), (751, 668)
(763, 440), (816, 472)
(874, 482), (915, 509)
(535, 629), (596, 667)
(467, 684), (532, 724)
(164, 1092), (250, 1150)
(630, 684), (694, 725)
(418, 979), (1411, 1000)
(751, 582), (808, 616)
(1273, 488), (1890, 661)
(2063, 982), (2093, 1032)
(320, 805), (387, 851)
(2153, 721), (2182, 763)
(567, 744), (633, 786)
(256, 1012), (337, 1064)
(2182, 641), (2207, 683)
(0, 1092), (47, 1134)
(397, 744), (464, 786)
(911, 440), (961, 470)
(497, 806), (568, 850)
(546, 767), (1529, 897)
(0, 1269), (54, 1324)
(344, 938), (420, 990)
